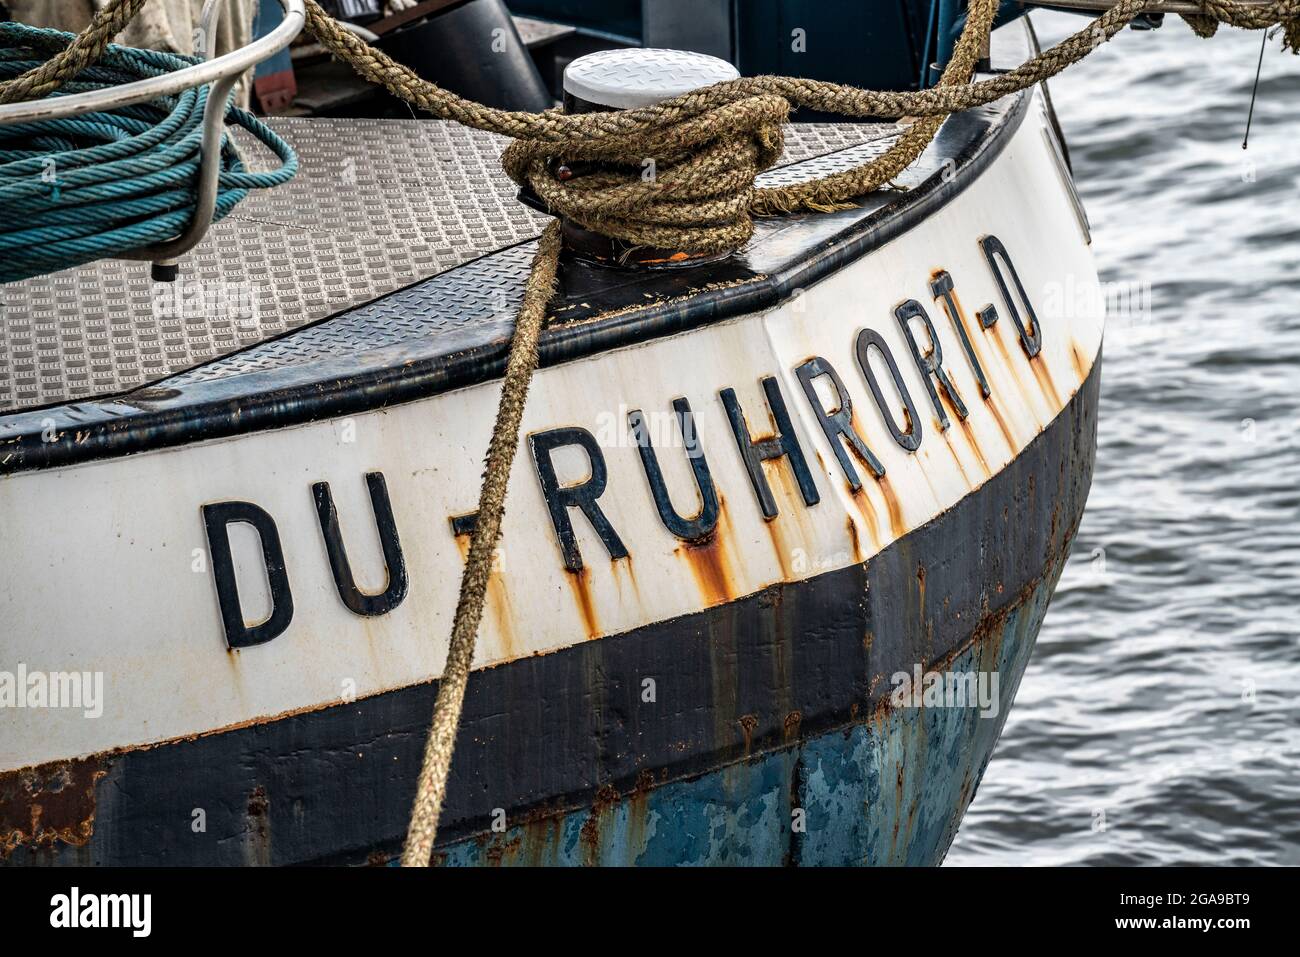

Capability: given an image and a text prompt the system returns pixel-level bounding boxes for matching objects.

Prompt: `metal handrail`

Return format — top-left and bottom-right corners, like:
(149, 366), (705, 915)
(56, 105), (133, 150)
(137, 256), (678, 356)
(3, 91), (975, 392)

(0, 0), (305, 272)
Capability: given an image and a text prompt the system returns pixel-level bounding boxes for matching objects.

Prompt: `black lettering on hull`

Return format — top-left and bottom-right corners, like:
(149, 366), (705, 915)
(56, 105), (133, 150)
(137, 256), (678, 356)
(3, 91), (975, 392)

(529, 427), (630, 572)
(855, 329), (922, 452)
(720, 376), (820, 519)
(980, 235), (1042, 358)
(313, 472), (408, 617)
(202, 501), (294, 649)
(895, 298), (968, 430)
(194, 238), (1054, 640)
(629, 398), (720, 542)
(930, 271), (991, 399)
(795, 356), (885, 491)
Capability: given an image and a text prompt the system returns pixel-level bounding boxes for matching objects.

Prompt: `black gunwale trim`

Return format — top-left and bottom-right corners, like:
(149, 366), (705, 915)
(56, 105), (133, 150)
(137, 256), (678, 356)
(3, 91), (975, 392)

(0, 89), (1031, 476)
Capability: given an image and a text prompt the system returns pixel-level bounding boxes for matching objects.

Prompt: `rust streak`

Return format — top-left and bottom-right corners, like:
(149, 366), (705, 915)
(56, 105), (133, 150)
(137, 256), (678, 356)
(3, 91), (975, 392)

(677, 533), (737, 606)
(1069, 339), (1088, 383)
(975, 308), (1046, 440)
(244, 784), (271, 866)
(455, 530), (517, 658)
(985, 323), (1044, 433)
(845, 515), (864, 564)
(945, 377), (968, 424)
(579, 783), (620, 866)
(916, 564), (927, 616)
(564, 567), (602, 639)
(761, 462), (817, 581)
(624, 770), (654, 862)
(938, 278), (995, 389)
(763, 518), (795, 580)
(989, 320), (1017, 371)
(1029, 355), (1062, 409)
(610, 555), (642, 603)
(486, 576), (518, 660)
(848, 410), (884, 476)
(950, 413), (989, 479)
(678, 496), (742, 605)
(876, 476), (906, 539)
(850, 486), (883, 548)
(985, 396), (1020, 455)
(739, 714), (759, 757)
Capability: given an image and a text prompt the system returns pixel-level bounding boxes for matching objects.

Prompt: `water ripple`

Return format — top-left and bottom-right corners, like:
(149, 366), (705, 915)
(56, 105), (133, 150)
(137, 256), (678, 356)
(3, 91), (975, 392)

(947, 14), (1300, 867)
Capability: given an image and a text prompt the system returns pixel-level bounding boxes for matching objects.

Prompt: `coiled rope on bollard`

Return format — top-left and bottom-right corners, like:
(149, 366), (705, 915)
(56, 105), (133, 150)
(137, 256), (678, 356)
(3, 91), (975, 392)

(0, 22), (297, 283)
(2, 0), (1295, 866)
(300, 0), (1300, 254)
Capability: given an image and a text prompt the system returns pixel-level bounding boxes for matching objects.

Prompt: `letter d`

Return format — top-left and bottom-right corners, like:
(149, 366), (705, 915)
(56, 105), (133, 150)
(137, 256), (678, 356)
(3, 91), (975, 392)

(202, 502), (294, 648)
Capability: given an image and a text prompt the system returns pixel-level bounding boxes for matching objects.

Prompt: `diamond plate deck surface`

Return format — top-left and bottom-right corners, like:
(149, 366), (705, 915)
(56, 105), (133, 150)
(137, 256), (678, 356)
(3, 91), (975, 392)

(0, 118), (901, 412)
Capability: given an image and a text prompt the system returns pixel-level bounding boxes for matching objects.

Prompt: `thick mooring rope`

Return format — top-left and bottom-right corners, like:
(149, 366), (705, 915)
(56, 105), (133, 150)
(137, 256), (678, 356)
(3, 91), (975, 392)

(2, 0), (1295, 866)
(0, 0), (149, 104)
(302, 0), (1300, 253)
(400, 0), (998, 868)
(364, 0), (1297, 867)
(9, 0), (1296, 254)
(400, 219), (562, 866)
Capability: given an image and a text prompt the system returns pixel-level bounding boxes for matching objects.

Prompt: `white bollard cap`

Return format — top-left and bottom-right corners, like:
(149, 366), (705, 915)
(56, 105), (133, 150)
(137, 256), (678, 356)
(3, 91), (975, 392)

(563, 48), (740, 110)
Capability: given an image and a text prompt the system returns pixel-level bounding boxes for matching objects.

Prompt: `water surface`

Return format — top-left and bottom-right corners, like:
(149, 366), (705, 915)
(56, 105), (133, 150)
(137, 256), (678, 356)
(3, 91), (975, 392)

(948, 12), (1300, 867)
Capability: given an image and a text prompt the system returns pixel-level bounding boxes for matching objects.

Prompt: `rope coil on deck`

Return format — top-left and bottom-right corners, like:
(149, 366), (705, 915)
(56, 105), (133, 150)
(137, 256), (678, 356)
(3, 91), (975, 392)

(1, 0), (1296, 866)
(0, 23), (297, 283)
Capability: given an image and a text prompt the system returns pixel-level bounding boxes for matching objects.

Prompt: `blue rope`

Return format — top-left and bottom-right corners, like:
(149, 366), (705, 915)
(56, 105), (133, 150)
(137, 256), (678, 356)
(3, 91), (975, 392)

(0, 22), (297, 283)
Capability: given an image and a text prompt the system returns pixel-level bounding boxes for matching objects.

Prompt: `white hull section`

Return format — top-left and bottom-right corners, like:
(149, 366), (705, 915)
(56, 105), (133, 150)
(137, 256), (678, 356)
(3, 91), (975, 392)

(0, 93), (1102, 770)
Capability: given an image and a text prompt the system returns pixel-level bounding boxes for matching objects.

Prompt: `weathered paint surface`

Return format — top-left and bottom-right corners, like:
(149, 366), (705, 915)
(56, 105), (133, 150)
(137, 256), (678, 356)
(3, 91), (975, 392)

(435, 567), (1051, 867)
(0, 91), (1100, 776)
(0, 757), (105, 857)
(0, 346), (1099, 865)
(0, 71), (1104, 866)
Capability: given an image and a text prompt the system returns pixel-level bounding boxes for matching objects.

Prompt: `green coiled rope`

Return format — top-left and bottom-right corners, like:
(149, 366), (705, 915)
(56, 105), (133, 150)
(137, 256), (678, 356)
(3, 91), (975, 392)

(0, 22), (297, 284)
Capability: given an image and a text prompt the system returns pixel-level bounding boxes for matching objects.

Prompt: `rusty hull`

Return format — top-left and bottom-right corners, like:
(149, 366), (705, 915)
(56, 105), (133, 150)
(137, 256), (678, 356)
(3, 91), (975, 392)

(436, 568), (1058, 867)
(0, 347), (1098, 866)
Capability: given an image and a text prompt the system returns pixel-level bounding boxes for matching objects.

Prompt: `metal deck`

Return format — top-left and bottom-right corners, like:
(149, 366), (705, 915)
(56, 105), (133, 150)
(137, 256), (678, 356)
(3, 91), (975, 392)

(0, 118), (903, 413)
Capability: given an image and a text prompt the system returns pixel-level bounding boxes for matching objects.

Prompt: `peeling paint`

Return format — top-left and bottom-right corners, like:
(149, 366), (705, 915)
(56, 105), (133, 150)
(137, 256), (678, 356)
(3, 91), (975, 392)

(0, 757), (105, 857)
